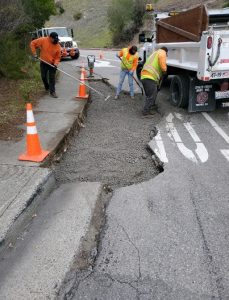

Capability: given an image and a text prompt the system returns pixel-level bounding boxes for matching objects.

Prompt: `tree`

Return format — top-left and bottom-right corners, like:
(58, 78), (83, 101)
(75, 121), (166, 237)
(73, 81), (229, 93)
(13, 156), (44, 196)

(22, 0), (56, 29)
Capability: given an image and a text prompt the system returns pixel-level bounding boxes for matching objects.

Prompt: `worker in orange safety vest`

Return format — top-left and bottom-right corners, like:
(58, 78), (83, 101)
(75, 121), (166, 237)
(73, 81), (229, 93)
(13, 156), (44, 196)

(30, 32), (61, 98)
(141, 47), (168, 116)
(115, 45), (139, 100)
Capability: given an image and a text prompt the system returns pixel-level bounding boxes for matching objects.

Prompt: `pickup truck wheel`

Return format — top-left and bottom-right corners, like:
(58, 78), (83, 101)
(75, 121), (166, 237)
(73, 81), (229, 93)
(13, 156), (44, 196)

(170, 75), (189, 108)
(136, 62), (143, 81)
(71, 52), (80, 60)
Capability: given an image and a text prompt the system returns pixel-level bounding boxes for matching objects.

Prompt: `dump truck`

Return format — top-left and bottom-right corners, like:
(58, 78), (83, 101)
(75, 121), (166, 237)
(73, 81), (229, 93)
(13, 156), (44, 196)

(32, 27), (80, 60)
(138, 5), (229, 112)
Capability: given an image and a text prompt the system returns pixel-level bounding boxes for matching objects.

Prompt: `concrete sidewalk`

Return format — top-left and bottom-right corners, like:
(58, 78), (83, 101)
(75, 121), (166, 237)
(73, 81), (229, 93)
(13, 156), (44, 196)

(0, 63), (88, 252)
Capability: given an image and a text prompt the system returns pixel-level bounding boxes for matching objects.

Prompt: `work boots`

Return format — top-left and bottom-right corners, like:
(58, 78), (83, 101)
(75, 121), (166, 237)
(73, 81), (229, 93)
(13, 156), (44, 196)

(50, 92), (58, 98)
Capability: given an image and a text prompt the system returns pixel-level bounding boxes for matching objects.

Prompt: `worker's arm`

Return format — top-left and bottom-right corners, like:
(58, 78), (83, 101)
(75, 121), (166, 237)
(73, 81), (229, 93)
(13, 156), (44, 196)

(131, 55), (139, 72)
(158, 50), (167, 73)
(117, 49), (124, 58)
(53, 46), (61, 66)
(30, 37), (44, 56)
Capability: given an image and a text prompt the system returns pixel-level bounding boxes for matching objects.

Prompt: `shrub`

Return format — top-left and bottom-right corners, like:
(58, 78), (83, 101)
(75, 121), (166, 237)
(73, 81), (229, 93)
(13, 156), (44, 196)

(0, 34), (27, 79)
(73, 12), (83, 21)
(108, 0), (147, 45)
(55, 1), (65, 14)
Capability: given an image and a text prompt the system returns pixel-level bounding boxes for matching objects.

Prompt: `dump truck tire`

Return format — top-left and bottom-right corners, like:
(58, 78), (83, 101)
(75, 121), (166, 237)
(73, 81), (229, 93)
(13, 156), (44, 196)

(136, 62), (143, 81)
(170, 75), (189, 108)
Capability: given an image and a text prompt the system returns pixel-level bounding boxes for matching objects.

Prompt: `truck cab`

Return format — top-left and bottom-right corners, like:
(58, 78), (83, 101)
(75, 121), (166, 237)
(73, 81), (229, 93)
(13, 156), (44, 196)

(32, 27), (80, 60)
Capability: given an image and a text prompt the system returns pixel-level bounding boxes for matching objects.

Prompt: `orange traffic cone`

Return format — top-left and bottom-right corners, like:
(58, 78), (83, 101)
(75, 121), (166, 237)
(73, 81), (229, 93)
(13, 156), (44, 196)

(81, 64), (87, 79)
(18, 103), (50, 162)
(82, 63), (87, 76)
(99, 50), (104, 60)
(76, 70), (89, 100)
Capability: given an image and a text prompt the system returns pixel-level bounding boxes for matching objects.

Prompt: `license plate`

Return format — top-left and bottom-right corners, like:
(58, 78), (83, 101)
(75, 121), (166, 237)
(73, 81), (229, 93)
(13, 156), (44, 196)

(215, 90), (229, 99)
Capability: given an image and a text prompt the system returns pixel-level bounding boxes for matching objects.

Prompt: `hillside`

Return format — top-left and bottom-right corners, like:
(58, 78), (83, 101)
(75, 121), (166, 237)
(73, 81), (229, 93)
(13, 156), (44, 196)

(47, 0), (225, 48)
(47, 0), (112, 48)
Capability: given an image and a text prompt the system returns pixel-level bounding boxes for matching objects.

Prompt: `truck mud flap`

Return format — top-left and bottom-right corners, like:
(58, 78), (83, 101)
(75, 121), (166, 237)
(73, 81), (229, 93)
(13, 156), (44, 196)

(188, 77), (216, 112)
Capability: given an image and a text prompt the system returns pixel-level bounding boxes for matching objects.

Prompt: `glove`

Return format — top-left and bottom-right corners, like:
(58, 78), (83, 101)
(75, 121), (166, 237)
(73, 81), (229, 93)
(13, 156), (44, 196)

(32, 54), (38, 61)
(116, 53), (120, 58)
(52, 64), (58, 69)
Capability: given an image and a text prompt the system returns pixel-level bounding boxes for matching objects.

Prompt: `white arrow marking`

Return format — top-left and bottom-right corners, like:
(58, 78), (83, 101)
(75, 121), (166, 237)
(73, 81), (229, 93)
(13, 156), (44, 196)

(166, 121), (198, 163)
(166, 113), (208, 163)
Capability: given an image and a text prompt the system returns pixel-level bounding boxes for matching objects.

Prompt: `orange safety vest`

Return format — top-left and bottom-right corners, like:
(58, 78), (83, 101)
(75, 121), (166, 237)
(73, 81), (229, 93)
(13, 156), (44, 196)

(121, 48), (138, 70)
(141, 50), (163, 83)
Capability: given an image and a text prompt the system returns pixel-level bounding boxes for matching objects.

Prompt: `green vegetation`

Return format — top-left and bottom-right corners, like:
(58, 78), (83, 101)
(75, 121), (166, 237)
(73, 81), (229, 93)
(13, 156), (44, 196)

(56, 1), (65, 15)
(0, 0), (55, 132)
(73, 12), (83, 21)
(0, 0), (56, 83)
(108, 0), (147, 45)
(223, 1), (229, 7)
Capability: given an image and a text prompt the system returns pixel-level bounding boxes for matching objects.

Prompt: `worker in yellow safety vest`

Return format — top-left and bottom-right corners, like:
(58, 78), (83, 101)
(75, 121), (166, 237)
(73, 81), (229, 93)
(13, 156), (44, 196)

(141, 47), (168, 116)
(115, 45), (139, 100)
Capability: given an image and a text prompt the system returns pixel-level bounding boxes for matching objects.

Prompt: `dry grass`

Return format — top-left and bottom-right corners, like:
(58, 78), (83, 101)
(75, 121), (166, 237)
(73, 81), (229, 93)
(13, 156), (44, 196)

(47, 0), (112, 48)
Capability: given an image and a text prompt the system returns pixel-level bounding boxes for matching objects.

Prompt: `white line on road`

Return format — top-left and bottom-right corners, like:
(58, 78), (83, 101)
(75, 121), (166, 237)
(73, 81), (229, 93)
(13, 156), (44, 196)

(149, 131), (168, 163)
(221, 149), (229, 162)
(183, 122), (208, 163)
(202, 112), (229, 144)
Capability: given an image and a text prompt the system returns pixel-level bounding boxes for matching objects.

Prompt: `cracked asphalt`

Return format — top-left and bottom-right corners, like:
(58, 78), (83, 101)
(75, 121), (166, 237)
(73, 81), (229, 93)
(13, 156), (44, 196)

(55, 54), (229, 299)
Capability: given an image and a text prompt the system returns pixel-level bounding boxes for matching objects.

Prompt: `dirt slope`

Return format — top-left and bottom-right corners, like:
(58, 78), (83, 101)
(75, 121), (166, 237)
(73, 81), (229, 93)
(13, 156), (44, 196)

(155, 0), (224, 11)
(47, 0), (112, 48)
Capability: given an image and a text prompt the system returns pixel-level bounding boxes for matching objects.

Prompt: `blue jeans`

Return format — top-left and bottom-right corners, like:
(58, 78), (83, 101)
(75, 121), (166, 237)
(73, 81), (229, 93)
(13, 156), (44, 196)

(116, 69), (134, 97)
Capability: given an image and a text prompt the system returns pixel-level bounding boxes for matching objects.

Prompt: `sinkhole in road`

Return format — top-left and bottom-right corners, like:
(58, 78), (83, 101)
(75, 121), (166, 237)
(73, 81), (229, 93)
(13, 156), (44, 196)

(53, 81), (162, 188)
(54, 81), (163, 299)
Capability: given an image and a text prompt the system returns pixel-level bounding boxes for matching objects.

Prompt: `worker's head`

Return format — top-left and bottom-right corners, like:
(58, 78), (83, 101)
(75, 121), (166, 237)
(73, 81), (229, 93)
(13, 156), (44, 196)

(161, 46), (168, 54)
(49, 32), (59, 44)
(129, 45), (138, 55)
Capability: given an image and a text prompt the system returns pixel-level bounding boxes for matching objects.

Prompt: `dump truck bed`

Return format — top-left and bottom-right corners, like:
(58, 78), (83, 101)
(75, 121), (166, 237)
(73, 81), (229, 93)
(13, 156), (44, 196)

(156, 5), (229, 80)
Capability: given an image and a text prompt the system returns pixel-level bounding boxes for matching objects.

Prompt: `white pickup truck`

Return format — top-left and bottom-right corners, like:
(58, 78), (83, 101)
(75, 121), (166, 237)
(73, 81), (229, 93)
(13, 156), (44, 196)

(32, 27), (80, 60)
(138, 5), (229, 112)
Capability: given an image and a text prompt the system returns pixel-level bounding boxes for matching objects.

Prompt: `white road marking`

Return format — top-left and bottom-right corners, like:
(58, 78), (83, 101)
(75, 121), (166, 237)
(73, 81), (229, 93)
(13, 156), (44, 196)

(166, 121), (198, 163)
(202, 112), (229, 162)
(166, 113), (208, 163)
(174, 113), (184, 121)
(183, 122), (208, 163)
(149, 131), (168, 163)
(94, 61), (118, 68)
(221, 149), (229, 162)
(202, 112), (229, 144)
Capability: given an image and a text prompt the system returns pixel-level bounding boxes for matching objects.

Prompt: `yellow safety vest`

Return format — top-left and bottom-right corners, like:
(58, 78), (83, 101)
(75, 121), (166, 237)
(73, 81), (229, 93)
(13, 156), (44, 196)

(121, 48), (138, 70)
(141, 50), (162, 83)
